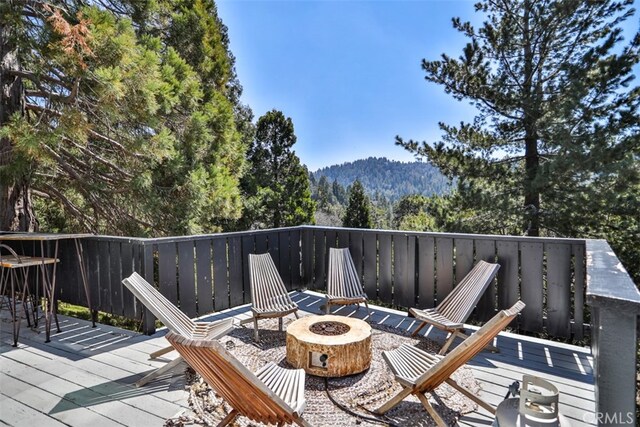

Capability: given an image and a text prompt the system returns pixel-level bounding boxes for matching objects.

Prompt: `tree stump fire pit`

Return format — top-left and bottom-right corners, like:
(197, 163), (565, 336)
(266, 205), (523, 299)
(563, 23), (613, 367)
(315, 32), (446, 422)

(286, 315), (372, 377)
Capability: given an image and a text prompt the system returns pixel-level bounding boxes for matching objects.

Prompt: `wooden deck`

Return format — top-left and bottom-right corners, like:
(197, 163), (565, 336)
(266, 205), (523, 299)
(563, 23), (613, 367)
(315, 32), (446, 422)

(1, 291), (595, 426)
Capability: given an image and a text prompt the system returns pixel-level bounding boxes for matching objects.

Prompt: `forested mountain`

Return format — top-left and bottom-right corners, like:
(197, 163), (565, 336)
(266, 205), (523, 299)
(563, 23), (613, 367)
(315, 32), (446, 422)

(313, 157), (450, 201)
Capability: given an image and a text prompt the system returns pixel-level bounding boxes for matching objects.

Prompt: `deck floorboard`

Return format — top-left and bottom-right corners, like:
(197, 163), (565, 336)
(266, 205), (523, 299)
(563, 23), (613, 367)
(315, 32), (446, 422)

(1, 291), (595, 426)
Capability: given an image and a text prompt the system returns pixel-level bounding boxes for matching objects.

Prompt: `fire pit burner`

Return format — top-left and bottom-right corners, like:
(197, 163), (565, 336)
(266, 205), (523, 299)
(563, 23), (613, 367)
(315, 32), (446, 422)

(309, 321), (350, 336)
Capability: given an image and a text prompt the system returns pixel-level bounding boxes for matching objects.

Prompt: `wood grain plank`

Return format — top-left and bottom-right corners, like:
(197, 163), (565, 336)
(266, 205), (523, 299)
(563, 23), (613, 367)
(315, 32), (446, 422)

(454, 238), (474, 286)
(86, 239), (101, 313)
(349, 231), (364, 280)
(337, 230), (349, 248)
(109, 241), (123, 316)
(520, 241), (544, 332)
(290, 229), (302, 289)
(435, 237), (454, 303)
(196, 239), (213, 315)
(212, 238), (229, 311)
(497, 240), (519, 310)
(267, 232), (280, 273)
(475, 239), (496, 321)
(301, 229), (314, 288)
(362, 232), (377, 299)
(378, 234), (392, 303)
(313, 230), (326, 291)
(120, 242), (136, 318)
(177, 241), (196, 318)
(572, 244), (585, 339)
(278, 231), (292, 290)
(141, 244), (156, 334)
(228, 237), (243, 307)
(241, 235), (254, 303)
(255, 233), (268, 254)
(417, 235), (435, 309)
(393, 234), (409, 307)
(546, 243), (572, 338)
(157, 243), (178, 307)
(97, 240), (111, 313)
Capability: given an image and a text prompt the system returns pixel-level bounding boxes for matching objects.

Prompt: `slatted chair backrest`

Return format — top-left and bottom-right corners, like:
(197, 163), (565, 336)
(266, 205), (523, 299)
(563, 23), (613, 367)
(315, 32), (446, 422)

(249, 253), (295, 312)
(165, 331), (299, 424)
(327, 248), (365, 298)
(436, 260), (500, 324)
(418, 300), (525, 392)
(122, 272), (196, 337)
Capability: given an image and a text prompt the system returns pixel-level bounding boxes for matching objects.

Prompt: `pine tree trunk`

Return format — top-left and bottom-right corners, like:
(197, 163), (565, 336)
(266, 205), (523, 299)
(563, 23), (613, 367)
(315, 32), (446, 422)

(522, 0), (540, 237)
(1, 12), (37, 232)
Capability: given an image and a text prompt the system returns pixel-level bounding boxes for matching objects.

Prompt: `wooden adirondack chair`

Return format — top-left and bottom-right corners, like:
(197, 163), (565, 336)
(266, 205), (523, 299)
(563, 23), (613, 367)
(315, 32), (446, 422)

(249, 253), (299, 341)
(409, 260), (500, 354)
(122, 272), (236, 387)
(165, 331), (312, 427)
(376, 300), (525, 427)
(326, 247), (371, 317)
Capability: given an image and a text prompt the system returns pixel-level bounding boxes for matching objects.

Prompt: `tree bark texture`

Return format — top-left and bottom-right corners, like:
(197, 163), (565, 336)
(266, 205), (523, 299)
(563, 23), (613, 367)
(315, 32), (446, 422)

(522, 0), (540, 237)
(1, 11), (37, 231)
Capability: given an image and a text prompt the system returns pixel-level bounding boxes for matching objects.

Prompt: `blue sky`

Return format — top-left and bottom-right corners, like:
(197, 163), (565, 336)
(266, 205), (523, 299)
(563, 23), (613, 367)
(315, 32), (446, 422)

(217, 1), (638, 171)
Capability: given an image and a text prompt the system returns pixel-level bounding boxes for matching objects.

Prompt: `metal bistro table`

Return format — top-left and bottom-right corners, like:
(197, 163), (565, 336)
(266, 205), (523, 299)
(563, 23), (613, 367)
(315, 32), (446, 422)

(0, 233), (94, 343)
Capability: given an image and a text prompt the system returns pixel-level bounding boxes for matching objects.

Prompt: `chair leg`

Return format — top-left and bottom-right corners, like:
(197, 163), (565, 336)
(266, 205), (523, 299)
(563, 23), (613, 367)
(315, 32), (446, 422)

(374, 386), (413, 414)
(135, 356), (185, 387)
(438, 332), (457, 355)
(253, 315), (260, 341)
(363, 301), (372, 318)
(150, 345), (175, 359)
(411, 321), (427, 337)
(294, 310), (300, 319)
(217, 409), (239, 427)
(325, 300), (331, 314)
(445, 378), (495, 414)
(416, 393), (447, 427)
(278, 317), (283, 331)
(438, 330), (500, 355)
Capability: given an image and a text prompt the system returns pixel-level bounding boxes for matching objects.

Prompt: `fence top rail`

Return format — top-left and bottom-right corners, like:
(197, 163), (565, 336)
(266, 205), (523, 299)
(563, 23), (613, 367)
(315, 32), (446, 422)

(83, 226), (304, 245)
(296, 225), (586, 245)
(26, 225), (588, 246)
(585, 239), (640, 312)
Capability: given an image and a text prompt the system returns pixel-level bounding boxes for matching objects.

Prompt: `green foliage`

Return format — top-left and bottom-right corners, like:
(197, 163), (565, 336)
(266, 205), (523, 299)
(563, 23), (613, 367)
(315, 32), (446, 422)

(1, 0), (250, 236)
(314, 157), (450, 202)
(393, 195), (437, 231)
(240, 110), (315, 229)
(343, 180), (373, 229)
(398, 0), (640, 282)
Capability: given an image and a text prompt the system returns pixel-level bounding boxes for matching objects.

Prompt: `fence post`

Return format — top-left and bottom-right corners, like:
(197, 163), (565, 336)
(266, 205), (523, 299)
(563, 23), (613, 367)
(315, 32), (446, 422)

(141, 242), (157, 335)
(586, 239), (640, 425)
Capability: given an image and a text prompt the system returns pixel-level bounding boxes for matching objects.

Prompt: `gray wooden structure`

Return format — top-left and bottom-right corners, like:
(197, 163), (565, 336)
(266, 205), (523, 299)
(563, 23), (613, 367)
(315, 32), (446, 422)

(0, 293), (596, 427)
(6, 225), (636, 425)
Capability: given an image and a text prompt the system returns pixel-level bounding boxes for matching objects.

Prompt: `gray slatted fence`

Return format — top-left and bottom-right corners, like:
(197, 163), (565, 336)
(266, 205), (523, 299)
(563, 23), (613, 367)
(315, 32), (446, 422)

(50, 226), (587, 338)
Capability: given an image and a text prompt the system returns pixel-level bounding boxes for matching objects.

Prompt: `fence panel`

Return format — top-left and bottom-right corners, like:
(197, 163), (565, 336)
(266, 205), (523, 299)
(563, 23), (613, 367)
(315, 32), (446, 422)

(362, 232), (378, 299)
(196, 239), (213, 315)
(520, 241), (544, 332)
(178, 241), (196, 318)
(546, 243), (572, 338)
(417, 235), (435, 309)
(50, 227), (590, 341)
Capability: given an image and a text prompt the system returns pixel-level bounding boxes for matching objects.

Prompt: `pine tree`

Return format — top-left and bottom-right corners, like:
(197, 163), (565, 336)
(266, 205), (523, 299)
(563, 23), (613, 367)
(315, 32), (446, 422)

(397, 0), (639, 279)
(343, 180), (372, 229)
(316, 176), (332, 210)
(0, 0), (250, 235)
(332, 179), (347, 205)
(241, 110), (315, 228)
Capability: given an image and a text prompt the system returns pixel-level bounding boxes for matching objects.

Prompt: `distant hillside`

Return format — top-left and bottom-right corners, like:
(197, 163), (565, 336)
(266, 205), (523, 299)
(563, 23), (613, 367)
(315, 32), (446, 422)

(313, 157), (450, 201)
